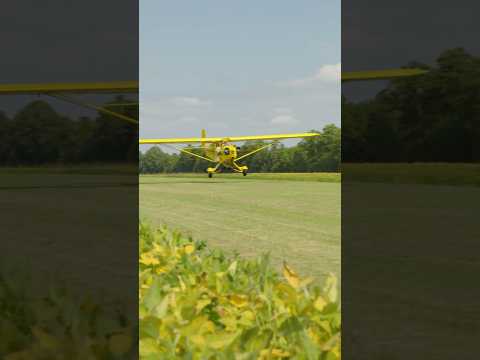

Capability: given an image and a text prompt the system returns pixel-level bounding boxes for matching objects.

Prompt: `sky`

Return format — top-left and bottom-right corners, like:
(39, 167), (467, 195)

(0, 1), (138, 118)
(139, 1), (340, 148)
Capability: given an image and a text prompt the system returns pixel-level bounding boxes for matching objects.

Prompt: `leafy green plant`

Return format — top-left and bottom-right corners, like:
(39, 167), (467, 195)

(139, 221), (341, 359)
(0, 266), (135, 359)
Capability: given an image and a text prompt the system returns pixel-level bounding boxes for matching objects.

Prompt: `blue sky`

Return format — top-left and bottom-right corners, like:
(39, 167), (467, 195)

(140, 1), (340, 145)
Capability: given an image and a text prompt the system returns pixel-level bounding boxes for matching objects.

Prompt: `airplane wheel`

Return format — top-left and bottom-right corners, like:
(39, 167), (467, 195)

(242, 170), (247, 176)
(208, 173), (213, 178)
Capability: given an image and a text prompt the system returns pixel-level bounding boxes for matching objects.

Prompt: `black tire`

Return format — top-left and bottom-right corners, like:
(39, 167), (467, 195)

(208, 173), (213, 178)
(242, 170), (247, 176)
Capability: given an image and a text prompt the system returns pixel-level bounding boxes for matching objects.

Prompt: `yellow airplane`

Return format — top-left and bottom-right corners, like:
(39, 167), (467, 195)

(140, 130), (320, 177)
(0, 67), (426, 176)
(140, 69), (426, 178)
(139, 68), (428, 177)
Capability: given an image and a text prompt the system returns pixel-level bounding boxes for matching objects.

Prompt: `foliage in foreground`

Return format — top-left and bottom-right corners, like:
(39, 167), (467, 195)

(139, 222), (341, 359)
(0, 267), (135, 359)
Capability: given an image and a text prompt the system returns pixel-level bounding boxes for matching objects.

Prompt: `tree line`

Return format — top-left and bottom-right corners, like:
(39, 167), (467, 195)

(0, 97), (138, 165)
(139, 124), (340, 174)
(343, 47), (480, 162)
(3, 47), (473, 168)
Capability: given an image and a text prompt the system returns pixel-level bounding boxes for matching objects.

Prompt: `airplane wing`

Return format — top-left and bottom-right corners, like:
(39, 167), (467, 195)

(0, 81), (139, 124)
(140, 132), (319, 144)
(226, 132), (320, 142)
(140, 137), (221, 144)
(0, 81), (138, 94)
(342, 68), (427, 82)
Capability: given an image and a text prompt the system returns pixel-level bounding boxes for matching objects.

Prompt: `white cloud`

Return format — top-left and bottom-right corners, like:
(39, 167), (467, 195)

(270, 115), (299, 125)
(139, 97), (211, 126)
(139, 101), (163, 117)
(170, 96), (211, 106)
(313, 63), (341, 82)
(270, 106), (299, 125)
(281, 63), (341, 87)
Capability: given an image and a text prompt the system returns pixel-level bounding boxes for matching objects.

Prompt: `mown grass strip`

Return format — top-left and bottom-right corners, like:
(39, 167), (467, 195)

(343, 163), (480, 186)
(141, 172), (341, 183)
(0, 164), (137, 175)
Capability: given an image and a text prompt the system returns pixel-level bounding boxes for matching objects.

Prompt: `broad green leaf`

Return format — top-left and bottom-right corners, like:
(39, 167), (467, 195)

(140, 316), (161, 338)
(282, 262), (300, 289)
(195, 298), (211, 313)
(108, 332), (133, 356)
(184, 244), (195, 255)
(31, 326), (60, 351)
(143, 278), (163, 313)
(323, 273), (338, 303)
(229, 294), (249, 308)
(228, 261), (238, 276)
(137, 222), (341, 359)
(206, 331), (240, 350)
(140, 338), (160, 357)
(314, 296), (327, 311)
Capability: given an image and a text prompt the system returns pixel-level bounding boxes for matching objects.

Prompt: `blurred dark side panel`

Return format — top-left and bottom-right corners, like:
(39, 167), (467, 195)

(0, 1), (138, 358)
(342, 1), (480, 359)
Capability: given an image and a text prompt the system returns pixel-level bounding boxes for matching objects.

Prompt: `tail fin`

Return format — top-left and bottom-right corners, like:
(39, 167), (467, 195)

(201, 129), (207, 149)
(201, 128), (214, 159)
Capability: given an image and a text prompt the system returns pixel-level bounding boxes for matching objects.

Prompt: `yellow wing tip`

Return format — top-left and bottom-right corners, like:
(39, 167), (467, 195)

(342, 68), (428, 82)
(0, 81), (138, 94)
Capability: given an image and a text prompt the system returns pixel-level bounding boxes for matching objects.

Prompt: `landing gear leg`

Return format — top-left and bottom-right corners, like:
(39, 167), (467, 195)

(233, 161), (248, 176)
(207, 163), (221, 178)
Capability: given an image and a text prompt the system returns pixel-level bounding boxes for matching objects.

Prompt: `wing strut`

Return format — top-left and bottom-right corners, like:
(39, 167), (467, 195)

(163, 144), (217, 163)
(48, 93), (139, 125)
(104, 102), (139, 107)
(236, 142), (277, 161)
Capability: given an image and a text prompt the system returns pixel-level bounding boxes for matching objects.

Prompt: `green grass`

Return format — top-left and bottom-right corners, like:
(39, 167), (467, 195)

(343, 163), (480, 186)
(0, 163), (137, 175)
(140, 173), (341, 283)
(342, 181), (480, 358)
(0, 169), (138, 306)
(153, 172), (340, 183)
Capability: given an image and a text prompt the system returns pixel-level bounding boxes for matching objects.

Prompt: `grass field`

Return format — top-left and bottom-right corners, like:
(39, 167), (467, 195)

(343, 162), (480, 186)
(0, 167), (138, 307)
(342, 181), (480, 358)
(153, 172), (341, 183)
(140, 173), (341, 283)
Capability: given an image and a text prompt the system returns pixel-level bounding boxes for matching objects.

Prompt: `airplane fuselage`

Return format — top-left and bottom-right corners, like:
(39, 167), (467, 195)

(212, 143), (237, 163)
(206, 142), (247, 176)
